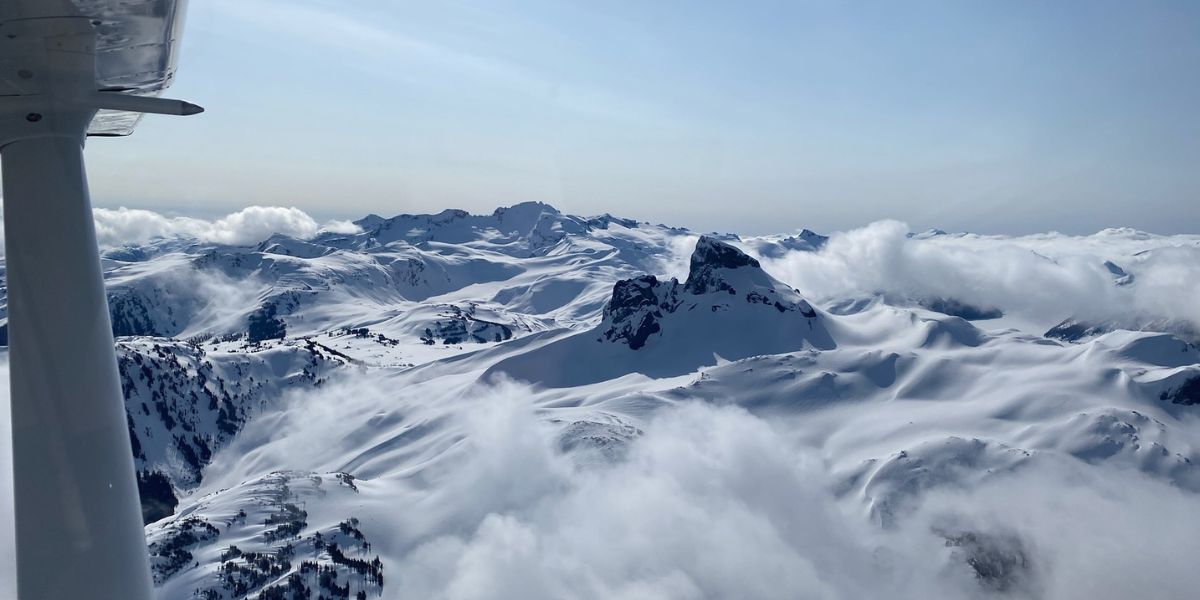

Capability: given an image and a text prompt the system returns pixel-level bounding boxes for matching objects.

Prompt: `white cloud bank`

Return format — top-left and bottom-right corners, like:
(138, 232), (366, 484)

(757, 221), (1200, 333)
(0, 205), (360, 253)
(204, 378), (1200, 600)
(92, 206), (361, 247)
(392, 397), (1200, 600)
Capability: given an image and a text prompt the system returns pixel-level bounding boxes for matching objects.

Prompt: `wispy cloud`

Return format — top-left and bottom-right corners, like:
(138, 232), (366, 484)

(210, 0), (541, 90)
(206, 0), (694, 127)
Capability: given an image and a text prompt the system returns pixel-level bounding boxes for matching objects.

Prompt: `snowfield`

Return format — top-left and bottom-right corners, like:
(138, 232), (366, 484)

(1, 202), (1199, 599)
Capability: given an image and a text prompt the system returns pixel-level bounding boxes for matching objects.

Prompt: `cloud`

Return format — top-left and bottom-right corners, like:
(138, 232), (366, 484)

(0, 203), (361, 255)
(756, 220), (1200, 332)
(202, 376), (1200, 599)
(396, 396), (1200, 599)
(207, 0), (694, 128)
(318, 219), (364, 235)
(393, 399), (867, 600)
(91, 206), (360, 247)
(900, 462), (1200, 600)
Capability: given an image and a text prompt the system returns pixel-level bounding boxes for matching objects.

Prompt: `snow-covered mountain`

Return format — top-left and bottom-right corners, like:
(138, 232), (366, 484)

(490, 236), (831, 387)
(1, 202), (1199, 599)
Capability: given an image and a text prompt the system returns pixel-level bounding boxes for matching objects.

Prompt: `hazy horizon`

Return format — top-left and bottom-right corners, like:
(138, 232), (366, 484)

(82, 0), (1200, 236)
(79, 199), (1196, 239)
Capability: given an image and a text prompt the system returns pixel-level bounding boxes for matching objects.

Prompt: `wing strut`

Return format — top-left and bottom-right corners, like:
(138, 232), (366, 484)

(0, 7), (201, 600)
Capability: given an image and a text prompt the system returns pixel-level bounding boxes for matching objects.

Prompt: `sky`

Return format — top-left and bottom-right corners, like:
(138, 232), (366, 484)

(83, 0), (1200, 236)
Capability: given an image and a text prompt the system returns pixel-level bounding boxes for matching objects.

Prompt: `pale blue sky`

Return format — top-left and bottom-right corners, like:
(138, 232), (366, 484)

(85, 0), (1200, 235)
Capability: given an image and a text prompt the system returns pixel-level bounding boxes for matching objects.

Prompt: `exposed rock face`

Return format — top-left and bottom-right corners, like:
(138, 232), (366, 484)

(136, 470), (179, 525)
(118, 338), (349, 518)
(247, 303), (287, 342)
(420, 305), (514, 345)
(600, 236), (817, 350)
(601, 276), (677, 349)
(109, 286), (192, 338)
(1045, 318), (1114, 342)
(1161, 374), (1200, 406)
(685, 236), (762, 295)
(1046, 317), (1200, 345)
(918, 297), (1003, 321)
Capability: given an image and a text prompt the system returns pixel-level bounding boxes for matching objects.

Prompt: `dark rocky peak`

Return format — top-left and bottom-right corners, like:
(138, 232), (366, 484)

(603, 276), (678, 323)
(685, 237), (762, 295)
(600, 275), (679, 350)
(690, 236), (760, 270)
(597, 237), (819, 350)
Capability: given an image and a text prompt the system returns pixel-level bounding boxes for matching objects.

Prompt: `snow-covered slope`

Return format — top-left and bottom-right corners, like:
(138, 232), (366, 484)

(1, 203), (1199, 599)
(44, 202), (696, 351)
(490, 236), (830, 386)
(118, 338), (352, 522)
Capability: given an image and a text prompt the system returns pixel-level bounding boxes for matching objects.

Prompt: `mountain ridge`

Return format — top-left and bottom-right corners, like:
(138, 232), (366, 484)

(0, 203), (1197, 599)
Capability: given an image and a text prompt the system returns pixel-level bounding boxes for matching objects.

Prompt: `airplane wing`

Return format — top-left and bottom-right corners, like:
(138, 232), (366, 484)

(0, 2), (199, 598)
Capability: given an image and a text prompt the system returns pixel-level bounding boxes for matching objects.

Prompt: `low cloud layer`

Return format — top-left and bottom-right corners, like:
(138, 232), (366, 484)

(0, 205), (360, 253)
(92, 206), (360, 247)
(394, 398), (880, 599)
(393, 393), (1200, 600)
(204, 377), (1200, 599)
(757, 221), (1200, 332)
